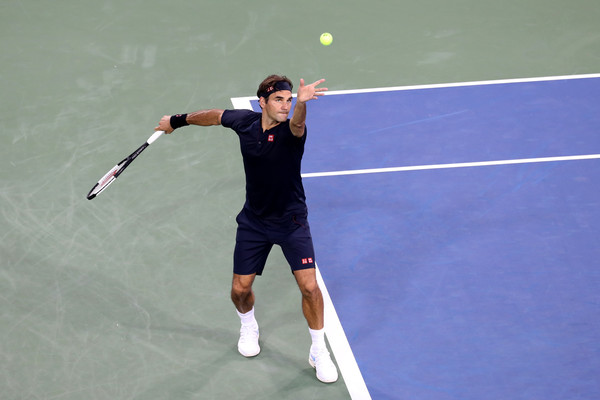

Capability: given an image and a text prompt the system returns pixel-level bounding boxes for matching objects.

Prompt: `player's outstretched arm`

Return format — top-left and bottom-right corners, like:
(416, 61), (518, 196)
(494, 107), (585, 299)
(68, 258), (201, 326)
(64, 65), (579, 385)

(156, 109), (225, 134)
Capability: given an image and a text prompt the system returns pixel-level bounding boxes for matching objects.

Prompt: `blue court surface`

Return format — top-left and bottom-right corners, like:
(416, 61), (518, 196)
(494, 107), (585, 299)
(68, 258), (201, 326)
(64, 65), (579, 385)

(236, 75), (600, 400)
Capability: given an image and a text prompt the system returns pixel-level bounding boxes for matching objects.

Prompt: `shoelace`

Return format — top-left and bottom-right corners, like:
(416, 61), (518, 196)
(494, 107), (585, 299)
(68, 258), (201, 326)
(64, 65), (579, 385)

(239, 324), (259, 343)
(312, 349), (332, 367)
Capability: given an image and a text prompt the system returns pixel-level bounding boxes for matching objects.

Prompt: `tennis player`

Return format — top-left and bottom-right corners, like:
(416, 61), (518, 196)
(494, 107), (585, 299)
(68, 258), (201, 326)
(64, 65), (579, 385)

(155, 75), (338, 383)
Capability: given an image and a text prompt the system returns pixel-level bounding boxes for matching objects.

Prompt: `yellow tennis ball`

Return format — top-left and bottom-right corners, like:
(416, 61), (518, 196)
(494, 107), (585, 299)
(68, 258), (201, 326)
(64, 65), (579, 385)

(320, 32), (333, 46)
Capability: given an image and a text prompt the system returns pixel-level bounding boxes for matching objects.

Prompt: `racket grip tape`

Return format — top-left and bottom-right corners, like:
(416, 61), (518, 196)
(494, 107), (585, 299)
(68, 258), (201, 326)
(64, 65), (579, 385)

(147, 130), (164, 145)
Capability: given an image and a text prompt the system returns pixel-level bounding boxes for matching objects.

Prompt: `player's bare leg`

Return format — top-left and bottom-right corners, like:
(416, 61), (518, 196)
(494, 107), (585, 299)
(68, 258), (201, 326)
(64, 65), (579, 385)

(231, 273), (260, 357)
(294, 268), (338, 383)
(293, 268), (324, 329)
(231, 273), (256, 313)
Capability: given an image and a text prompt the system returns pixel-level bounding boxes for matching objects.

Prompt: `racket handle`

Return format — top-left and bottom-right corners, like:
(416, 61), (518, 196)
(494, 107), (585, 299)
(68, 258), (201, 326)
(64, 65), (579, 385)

(147, 130), (164, 145)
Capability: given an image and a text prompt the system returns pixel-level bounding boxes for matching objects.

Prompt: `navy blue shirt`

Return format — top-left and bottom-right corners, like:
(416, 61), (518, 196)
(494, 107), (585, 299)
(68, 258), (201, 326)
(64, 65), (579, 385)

(221, 109), (308, 219)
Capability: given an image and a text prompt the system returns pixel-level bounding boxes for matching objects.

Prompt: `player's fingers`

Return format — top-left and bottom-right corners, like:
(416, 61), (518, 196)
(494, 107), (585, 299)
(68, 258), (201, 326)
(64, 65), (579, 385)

(157, 127), (172, 134)
(155, 115), (174, 134)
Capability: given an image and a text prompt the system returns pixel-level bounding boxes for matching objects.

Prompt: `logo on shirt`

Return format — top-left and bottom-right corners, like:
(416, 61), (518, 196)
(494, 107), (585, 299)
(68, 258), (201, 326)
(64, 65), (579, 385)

(302, 258), (314, 265)
(268, 134), (274, 142)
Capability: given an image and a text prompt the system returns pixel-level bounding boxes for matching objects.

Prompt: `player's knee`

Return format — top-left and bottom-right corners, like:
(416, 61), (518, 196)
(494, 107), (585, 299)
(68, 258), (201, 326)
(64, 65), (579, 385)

(231, 279), (252, 299)
(299, 279), (321, 300)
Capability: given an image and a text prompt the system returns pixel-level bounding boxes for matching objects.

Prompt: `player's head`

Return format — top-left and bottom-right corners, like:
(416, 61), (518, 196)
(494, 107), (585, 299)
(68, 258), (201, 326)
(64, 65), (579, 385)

(257, 75), (293, 103)
(257, 75), (293, 122)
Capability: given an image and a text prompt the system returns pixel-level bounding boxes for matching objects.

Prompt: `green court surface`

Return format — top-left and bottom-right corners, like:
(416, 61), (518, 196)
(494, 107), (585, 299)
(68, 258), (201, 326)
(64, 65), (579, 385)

(1, 1), (599, 399)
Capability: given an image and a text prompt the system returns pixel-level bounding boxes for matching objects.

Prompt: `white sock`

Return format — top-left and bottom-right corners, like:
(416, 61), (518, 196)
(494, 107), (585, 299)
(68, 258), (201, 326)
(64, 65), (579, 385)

(309, 328), (326, 354)
(237, 307), (257, 327)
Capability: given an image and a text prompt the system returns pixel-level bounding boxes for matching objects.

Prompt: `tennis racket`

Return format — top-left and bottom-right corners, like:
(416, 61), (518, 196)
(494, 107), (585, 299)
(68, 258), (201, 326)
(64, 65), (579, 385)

(87, 130), (164, 200)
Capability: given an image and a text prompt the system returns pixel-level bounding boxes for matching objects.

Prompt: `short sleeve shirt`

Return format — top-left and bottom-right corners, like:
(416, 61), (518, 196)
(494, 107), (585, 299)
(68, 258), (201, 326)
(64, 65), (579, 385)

(221, 109), (308, 219)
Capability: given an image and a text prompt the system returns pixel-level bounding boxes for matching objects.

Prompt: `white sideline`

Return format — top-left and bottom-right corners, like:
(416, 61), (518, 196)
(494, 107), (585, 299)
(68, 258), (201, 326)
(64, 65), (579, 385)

(316, 264), (372, 399)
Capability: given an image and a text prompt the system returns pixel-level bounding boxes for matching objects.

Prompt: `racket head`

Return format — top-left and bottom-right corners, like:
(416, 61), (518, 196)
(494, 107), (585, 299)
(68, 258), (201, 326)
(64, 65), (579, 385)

(86, 162), (123, 200)
(86, 132), (161, 200)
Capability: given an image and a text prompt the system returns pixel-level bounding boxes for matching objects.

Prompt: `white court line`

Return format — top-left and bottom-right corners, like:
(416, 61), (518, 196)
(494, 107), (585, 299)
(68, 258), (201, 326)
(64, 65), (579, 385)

(323, 72), (600, 96)
(230, 73), (600, 105)
(302, 154), (600, 179)
(230, 97), (253, 110)
(316, 264), (372, 400)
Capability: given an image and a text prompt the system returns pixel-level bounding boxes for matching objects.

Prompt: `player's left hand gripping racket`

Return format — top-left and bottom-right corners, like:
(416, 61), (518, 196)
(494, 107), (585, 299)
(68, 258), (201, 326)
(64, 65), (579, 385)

(87, 130), (164, 200)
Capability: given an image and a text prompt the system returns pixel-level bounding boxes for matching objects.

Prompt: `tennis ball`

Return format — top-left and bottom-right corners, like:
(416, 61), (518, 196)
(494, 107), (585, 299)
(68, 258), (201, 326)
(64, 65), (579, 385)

(320, 32), (333, 46)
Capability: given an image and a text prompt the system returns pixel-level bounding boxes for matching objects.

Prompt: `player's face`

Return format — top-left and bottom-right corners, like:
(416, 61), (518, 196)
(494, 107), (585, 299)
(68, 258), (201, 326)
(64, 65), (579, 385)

(263, 91), (293, 123)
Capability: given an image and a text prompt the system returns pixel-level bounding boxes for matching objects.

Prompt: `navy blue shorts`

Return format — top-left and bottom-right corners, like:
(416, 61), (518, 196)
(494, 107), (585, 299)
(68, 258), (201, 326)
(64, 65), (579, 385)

(234, 208), (316, 275)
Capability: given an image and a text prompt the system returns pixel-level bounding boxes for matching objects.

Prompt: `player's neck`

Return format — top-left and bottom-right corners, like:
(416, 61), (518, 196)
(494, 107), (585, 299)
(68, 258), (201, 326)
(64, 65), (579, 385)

(261, 115), (282, 132)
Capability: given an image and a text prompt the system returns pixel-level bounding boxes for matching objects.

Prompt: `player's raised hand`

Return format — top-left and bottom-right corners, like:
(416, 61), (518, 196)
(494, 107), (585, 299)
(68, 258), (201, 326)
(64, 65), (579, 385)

(296, 78), (328, 103)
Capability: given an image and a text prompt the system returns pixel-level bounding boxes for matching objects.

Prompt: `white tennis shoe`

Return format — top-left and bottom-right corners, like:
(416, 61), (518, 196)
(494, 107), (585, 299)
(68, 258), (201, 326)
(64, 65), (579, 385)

(238, 323), (260, 357)
(309, 348), (338, 383)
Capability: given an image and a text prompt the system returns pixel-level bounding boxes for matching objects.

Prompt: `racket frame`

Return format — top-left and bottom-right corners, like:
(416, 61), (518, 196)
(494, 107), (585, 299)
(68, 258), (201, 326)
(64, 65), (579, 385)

(86, 131), (164, 200)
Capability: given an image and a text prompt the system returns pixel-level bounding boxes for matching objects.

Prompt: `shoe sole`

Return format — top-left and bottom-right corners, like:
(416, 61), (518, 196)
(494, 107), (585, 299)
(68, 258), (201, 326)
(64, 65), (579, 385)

(238, 347), (260, 357)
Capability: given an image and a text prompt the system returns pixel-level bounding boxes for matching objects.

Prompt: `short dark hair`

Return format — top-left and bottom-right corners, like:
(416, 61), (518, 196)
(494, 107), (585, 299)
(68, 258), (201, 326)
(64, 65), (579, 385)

(257, 75), (293, 101)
